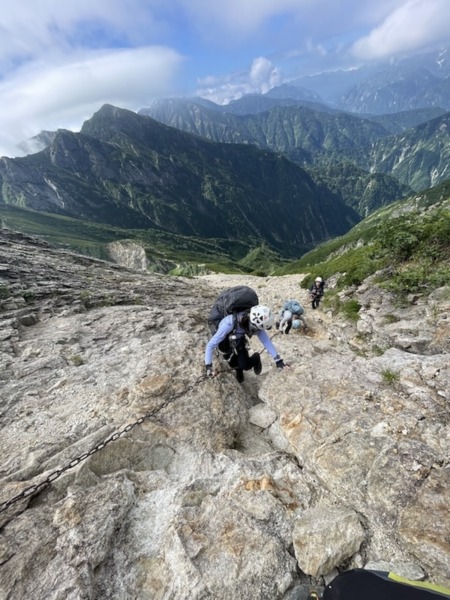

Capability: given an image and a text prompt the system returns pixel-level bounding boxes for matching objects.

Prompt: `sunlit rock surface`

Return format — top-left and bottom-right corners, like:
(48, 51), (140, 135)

(1, 229), (449, 599)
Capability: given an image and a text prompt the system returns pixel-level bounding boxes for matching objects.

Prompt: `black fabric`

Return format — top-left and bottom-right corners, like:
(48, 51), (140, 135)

(218, 339), (231, 355)
(323, 570), (450, 600)
(311, 297), (320, 309)
(228, 347), (260, 372)
(235, 368), (244, 383)
(218, 328), (256, 371)
(219, 330), (259, 373)
(310, 281), (325, 294)
(208, 286), (259, 332)
(310, 284), (324, 310)
(253, 352), (262, 375)
(219, 334), (245, 356)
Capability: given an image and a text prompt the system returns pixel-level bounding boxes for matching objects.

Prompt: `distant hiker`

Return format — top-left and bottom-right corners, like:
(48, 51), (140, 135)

(276, 299), (306, 334)
(205, 286), (286, 382)
(309, 277), (325, 309)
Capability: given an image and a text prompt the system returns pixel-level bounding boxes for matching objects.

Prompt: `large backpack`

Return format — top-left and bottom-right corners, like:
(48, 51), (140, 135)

(208, 286), (259, 334)
(284, 299), (304, 315)
(323, 569), (450, 599)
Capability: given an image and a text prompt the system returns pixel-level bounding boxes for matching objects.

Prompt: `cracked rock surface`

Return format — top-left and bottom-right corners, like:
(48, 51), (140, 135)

(1, 228), (449, 599)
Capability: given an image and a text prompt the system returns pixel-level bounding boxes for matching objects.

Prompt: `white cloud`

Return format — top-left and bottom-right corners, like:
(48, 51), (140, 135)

(0, 0), (163, 69)
(0, 0), (448, 156)
(178, 0), (415, 46)
(0, 46), (183, 158)
(0, 0), (184, 157)
(196, 57), (282, 104)
(178, 0), (308, 35)
(249, 57), (283, 92)
(352, 0), (450, 60)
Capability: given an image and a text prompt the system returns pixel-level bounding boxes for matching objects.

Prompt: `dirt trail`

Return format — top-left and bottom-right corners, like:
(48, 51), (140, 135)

(197, 273), (332, 341)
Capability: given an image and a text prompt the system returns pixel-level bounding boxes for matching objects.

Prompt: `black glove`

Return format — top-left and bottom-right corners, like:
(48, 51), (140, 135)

(275, 358), (286, 369)
(205, 364), (215, 377)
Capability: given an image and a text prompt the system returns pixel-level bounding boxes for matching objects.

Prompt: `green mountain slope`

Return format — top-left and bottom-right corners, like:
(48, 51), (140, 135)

(140, 100), (390, 164)
(0, 104), (360, 259)
(139, 99), (411, 213)
(0, 204), (288, 275)
(276, 178), (450, 299)
(307, 161), (412, 217)
(367, 107), (448, 134)
(362, 112), (450, 191)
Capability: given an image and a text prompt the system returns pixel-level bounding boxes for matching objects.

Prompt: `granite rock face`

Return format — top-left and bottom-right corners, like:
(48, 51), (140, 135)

(1, 229), (449, 599)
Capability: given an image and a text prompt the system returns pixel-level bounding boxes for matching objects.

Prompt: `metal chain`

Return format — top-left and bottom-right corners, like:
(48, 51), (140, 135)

(0, 374), (206, 515)
(1, 332), (283, 515)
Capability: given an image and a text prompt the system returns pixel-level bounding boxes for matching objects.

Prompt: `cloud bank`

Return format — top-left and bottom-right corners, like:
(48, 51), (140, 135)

(0, 1), (449, 157)
(0, 46), (183, 157)
(352, 0), (450, 60)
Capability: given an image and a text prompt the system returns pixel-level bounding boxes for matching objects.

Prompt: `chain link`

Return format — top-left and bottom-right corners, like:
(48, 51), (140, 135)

(0, 374), (206, 515)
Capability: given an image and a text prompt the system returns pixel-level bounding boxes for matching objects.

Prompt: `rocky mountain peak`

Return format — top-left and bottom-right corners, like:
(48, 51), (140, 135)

(1, 228), (449, 598)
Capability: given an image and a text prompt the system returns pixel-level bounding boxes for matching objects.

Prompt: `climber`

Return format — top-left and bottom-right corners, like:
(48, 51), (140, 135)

(205, 304), (287, 383)
(276, 299), (307, 334)
(309, 277), (325, 309)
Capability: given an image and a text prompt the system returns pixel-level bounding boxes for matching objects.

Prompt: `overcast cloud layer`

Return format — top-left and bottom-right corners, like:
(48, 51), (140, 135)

(0, 0), (449, 157)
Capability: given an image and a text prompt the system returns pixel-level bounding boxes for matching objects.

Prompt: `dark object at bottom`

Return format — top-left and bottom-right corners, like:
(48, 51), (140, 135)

(323, 569), (450, 599)
(235, 369), (244, 383)
(253, 352), (262, 375)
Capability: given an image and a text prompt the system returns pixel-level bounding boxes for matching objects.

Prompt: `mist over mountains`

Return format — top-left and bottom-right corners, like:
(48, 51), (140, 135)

(282, 47), (450, 113)
(1, 46), (450, 273)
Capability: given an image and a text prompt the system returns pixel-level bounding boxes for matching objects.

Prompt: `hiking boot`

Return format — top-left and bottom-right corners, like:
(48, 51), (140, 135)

(253, 353), (262, 375)
(235, 369), (244, 383)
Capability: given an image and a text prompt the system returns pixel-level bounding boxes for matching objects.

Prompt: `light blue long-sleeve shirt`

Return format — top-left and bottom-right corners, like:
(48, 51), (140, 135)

(205, 313), (280, 365)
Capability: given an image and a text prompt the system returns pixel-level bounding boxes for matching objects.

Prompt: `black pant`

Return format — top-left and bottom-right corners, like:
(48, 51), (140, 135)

(311, 294), (322, 309)
(219, 339), (258, 371)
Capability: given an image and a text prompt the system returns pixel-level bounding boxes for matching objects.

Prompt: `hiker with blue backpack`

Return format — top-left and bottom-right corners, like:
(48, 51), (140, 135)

(205, 286), (287, 382)
(276, 299), (306, 334)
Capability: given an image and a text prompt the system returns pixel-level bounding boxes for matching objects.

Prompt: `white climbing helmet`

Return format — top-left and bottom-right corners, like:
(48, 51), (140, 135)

(249, 305), (274, 330)
(315, 276), (323, 283)
(292, 319), (303, 330)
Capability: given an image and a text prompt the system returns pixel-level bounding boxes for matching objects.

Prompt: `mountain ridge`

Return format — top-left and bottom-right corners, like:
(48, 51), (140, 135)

(139, 97), (450, 193)
(0, 105), (360, 258)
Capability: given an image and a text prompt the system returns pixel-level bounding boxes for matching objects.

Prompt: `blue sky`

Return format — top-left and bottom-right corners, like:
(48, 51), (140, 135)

(1, 0), (450, 157)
